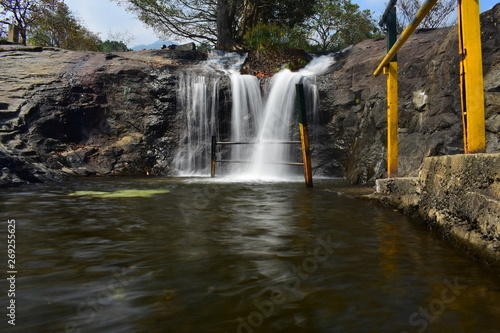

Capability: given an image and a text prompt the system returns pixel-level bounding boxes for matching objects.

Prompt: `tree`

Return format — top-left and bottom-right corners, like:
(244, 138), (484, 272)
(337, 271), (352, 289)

(242, 22), (309, 51)
(0, 21), (6, 38)
(307, 0), (380, 51)
(28, 1), (101, 50)
(107, 30), (135, 47)
(100, 39), (130, 52)
(0, 0), (54, 44)
(397, 0), (456, 29)
(113, 0), (315, 50)
(114, 0), (218, 46)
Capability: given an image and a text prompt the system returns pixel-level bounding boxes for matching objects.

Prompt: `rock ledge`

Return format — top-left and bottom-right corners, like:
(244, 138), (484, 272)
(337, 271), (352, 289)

(372, 153), (500, 264)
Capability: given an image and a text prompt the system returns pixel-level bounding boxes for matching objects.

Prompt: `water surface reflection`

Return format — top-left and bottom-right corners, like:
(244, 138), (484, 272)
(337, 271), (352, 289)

(1, 178), (499, 333)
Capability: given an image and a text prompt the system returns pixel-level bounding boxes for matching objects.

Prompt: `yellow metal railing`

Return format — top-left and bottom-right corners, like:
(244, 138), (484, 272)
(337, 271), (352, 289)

(374, 0), (438, 77)
(374, 0), (486, 178)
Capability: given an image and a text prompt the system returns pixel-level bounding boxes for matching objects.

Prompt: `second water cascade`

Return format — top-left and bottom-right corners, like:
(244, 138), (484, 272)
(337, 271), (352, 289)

(173, 51), (334, 180)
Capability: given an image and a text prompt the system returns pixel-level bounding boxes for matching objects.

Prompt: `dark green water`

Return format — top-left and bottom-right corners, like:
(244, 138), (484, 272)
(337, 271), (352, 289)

(1, 178), (499, 333)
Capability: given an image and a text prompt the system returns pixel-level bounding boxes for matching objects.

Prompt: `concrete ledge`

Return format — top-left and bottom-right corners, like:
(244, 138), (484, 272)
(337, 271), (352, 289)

(374, 154), (500, 263)
(375, 177), (421, 213)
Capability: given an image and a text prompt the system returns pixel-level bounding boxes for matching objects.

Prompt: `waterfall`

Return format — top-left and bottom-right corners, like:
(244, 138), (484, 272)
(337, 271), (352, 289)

(228, 72), (263, 174)
(229, 56), (335, 180)
(172, 52), (334, 179)
(173, 71), (220, 175)
(173, 51), (246, 175)
(246, 69), (316, 180)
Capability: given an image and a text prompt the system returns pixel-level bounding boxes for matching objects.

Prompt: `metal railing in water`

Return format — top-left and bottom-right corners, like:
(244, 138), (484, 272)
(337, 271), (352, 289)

(210, 84), (313, 187)
(211, 139), (305, 166)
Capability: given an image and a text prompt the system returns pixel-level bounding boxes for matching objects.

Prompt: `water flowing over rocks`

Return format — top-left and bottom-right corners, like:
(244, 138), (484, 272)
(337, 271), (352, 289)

(1, 5), (499, 187)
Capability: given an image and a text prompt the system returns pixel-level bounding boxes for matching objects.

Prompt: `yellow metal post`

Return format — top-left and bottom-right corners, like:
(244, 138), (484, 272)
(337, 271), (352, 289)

(211, 135), (216, 177)
(381, 5), (398, 178)
(385, 62), (399, 177)
(296, 84), (313, 188)
(458, 0), (486, 153)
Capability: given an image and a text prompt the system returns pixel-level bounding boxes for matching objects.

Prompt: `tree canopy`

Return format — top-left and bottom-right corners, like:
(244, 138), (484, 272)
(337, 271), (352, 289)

(28, 1), (101, 50)
(0, 0), (52, 44)
(1, 0), (133, 51)
(307, 0), (380, 51)
(115, 0), (378, 51)
(397, 0), (456, 29)
(101, 39), (131, 52)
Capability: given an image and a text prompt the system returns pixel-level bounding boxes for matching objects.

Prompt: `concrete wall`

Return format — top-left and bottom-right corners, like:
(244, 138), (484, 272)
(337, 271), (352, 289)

(375, 153), (500, 263)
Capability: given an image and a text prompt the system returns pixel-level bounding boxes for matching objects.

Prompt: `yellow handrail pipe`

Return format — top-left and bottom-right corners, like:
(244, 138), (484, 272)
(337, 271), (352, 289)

(374, 0), (438, 77)
(458, 0), (486, 153)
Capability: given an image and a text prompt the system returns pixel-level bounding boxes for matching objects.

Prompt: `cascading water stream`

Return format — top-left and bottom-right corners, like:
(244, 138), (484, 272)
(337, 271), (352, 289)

(228, 72), (263, 174)
(172, 51), (334, 179)
(173, 51), (246, 176)
(229, 55), (335, 180)
(173, 71), (220, 175)
(247, 69), (317, 180)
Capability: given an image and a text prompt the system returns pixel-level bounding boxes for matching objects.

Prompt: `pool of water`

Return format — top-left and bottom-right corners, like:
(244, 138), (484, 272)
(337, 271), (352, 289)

(1, 177), (499, 333)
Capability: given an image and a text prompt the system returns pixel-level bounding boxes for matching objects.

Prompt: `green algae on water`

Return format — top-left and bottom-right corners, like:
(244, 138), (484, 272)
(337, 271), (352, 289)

(69, 189), (170, 198)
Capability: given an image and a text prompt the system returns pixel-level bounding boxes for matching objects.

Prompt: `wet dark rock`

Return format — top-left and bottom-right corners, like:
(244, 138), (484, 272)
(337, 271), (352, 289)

(0, 47), (208, 185)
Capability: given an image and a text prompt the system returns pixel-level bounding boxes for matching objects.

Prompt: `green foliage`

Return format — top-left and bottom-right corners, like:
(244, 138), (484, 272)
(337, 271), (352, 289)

(243, 22), (308, 51)
(28, 2), (101, 50)
(240, 0), (382, 52)
(256, 0), (316, 27)
(306, 0), (380, 51)
(114, 0), (382, 52)
(100, 39), (131, 52)
(1, 0), (49, 44)
(196, 41), (213, 50)
(243, 23), (285, 51)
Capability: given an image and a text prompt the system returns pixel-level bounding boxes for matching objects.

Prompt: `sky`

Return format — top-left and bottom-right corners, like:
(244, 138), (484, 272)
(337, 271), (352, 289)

(64, 0), (500, 48)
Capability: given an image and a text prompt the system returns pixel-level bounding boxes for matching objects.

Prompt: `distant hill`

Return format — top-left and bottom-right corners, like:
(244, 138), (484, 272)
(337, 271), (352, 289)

(132, 40), (176, 51)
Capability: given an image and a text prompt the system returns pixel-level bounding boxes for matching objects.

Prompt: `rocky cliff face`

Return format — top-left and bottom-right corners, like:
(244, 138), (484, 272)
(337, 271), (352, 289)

(314, 4), (500, 183)
(0, 47), (208, 185)
(0, 5), (499, 187)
